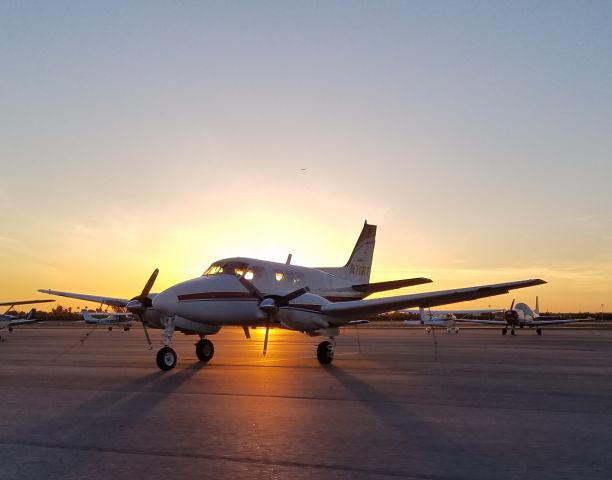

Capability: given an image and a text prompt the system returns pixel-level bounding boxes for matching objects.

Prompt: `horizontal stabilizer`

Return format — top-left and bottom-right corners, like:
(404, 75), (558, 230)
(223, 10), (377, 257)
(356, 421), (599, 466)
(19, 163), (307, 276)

(352, 278), (433, 294)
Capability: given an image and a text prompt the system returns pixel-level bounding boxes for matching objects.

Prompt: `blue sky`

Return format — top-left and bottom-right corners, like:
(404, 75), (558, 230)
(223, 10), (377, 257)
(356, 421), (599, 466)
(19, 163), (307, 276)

(2, 1), (611, 310)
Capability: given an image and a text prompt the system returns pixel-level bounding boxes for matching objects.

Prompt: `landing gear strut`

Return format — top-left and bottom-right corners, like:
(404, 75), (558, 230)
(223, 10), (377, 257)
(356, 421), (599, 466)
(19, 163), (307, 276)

(536, 328), (542, 336)
(156, 317), (177, 371)
(195, 338), (214, 362)
(502, 328), (507, 335)
(317, 340), (335, 365)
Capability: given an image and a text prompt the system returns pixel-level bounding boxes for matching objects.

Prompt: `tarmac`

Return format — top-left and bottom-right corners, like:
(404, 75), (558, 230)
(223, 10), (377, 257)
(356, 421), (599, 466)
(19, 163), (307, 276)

(1, 325), (611, 479)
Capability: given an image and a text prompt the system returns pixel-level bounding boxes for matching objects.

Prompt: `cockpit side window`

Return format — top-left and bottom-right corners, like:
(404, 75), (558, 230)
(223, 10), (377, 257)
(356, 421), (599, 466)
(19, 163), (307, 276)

(203, 261), (252, 277)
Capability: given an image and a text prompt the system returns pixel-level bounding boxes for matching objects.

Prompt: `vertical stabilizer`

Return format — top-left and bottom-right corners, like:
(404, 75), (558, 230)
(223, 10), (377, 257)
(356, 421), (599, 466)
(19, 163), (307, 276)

(318, 221), (377, 283)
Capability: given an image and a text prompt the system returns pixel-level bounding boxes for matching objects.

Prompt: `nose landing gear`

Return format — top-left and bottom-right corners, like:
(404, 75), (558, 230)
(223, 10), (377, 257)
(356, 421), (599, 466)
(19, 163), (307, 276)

(155, 318), (177, 371)
(156, 346), (177, 371)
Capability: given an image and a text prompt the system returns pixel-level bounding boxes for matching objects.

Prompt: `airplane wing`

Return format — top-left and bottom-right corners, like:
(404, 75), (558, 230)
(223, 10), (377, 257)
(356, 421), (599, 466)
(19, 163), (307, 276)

(456, 318), (507, 325)
(9, 318), (39, 326)
(38, 289), (132, 308)
(402, 309), (503, 314)
(320, 279), (546, 319)
(0, 299), (54, 307)
(529, 318), (590, 326)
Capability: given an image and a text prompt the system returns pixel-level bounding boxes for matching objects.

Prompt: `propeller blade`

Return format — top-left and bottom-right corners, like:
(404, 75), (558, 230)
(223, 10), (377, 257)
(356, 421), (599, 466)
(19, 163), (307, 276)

(242, 326), (251, 339)
(138, 269), (159, 302)
(263, 317), (271, 356)
(238, 276), (264, 301)
(278, 286), (310, 306)
(141, 318), (152, 348)
(509, 299), (515, 311)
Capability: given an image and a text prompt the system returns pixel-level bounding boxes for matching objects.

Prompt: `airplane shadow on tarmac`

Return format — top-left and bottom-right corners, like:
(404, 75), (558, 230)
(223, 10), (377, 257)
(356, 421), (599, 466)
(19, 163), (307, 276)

(15, 362), (205, 478)
(323, 365), (473, 477)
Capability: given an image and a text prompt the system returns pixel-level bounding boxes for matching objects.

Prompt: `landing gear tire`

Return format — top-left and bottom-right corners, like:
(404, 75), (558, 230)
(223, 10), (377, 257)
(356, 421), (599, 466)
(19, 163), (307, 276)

(156, 346), (177, 371)
(108, 326), (113, 332)
(195, 339), (214, 362)
(454, 328), (460, 334)
(124, 327), (130, 331)
(510, 329), (516, 336)
(317, 341), (334, 365)
(502, 328), (507, 335)
(536, 328), (542, 336)
(8, 327), (13, 333)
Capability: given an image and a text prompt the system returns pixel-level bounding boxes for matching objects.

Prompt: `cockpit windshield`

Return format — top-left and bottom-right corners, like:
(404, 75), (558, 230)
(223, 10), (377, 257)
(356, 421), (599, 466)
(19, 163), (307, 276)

(203, 261), (254, 279)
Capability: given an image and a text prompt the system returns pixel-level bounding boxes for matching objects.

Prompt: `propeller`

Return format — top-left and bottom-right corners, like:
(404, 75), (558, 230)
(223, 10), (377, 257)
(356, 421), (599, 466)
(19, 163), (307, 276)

(504, 299), (517, 324)
(126, 268), (159, 347)
(238, 275), (309, 356)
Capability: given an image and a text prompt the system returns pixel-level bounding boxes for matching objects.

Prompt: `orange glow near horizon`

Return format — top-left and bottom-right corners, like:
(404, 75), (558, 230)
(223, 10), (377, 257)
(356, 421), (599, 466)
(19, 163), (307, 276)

(2, 217), (610, 314)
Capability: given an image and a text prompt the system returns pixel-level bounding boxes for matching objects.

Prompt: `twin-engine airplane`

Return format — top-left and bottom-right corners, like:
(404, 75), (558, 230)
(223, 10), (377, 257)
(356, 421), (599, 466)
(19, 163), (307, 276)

(80, 310), (133, 331)
(40, 222), (545, 370)
(0, 299), (54, 340)
(461, 297), (588, 335)
(403, 307), (502, 334)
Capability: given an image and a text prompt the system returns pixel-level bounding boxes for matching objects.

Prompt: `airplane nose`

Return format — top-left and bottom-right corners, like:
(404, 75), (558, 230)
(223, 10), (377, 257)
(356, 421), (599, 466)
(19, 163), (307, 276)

(153, 289), (178, 316)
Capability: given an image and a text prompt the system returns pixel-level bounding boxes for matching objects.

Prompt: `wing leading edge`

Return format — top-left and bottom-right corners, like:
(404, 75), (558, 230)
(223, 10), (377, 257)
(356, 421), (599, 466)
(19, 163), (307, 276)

(321, 279), (546, 318)
(37, 289), (132, 308)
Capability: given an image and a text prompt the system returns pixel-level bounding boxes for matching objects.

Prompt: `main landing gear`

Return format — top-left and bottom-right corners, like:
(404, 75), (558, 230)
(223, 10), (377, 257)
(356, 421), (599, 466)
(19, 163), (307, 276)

(195, 338), (214, 362)
(536, 328), (542, 336)
(502, 327), (517, 336)
(317, 340), (335, 365)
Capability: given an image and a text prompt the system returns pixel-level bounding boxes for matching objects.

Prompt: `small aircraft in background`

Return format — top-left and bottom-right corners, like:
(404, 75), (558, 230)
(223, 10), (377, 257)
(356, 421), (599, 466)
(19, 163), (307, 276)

(40, 222), (545, 370)
(461, 297), (588, 335)
(80, 310), (133, 331)
(0, 299), (54, 340)
(403, 307), (502, 334)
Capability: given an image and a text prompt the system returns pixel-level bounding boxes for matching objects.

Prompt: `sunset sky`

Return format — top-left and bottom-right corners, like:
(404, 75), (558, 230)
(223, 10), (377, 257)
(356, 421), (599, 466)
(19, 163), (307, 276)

(2, 1), (611, 312)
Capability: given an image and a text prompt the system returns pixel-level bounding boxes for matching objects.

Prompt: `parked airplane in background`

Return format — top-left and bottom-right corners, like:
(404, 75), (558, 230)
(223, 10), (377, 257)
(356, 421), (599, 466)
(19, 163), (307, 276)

(81, 310), (133, 331)
(462, 297), (587, 335)
(0, 299), (54, 340)
(40, 222), (545, 370)
(403, 307), (502, 334)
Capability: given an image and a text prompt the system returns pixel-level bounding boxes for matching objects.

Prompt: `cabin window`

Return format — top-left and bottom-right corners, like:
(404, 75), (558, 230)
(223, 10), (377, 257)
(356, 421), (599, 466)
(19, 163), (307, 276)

(275, 272), (285, 282)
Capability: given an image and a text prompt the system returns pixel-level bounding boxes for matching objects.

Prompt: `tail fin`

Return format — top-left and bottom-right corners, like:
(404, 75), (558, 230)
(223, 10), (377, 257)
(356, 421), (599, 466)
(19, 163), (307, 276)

(24, 309), (37, 320)
(535, 296), (539, 315)
(318, 221), (376, 283)
(81, 310), (98, 324)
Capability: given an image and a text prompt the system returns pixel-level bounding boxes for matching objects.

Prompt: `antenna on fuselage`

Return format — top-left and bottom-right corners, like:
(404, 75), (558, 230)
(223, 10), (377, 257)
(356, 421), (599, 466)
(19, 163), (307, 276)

(285, 254), (292, 265)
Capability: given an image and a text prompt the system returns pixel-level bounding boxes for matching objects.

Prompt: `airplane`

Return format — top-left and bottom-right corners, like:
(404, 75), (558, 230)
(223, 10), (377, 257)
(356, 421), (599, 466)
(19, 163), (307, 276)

(0, 299), (54, 339)
(403, 307), (502, 334)
(460, 297), (588, 335)
(39, 221), (545, 370)
(80, 310), (133, 331)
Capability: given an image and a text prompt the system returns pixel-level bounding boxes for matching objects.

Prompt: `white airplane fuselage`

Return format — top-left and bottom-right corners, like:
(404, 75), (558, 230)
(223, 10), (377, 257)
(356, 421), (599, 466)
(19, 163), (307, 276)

(150, 257), (361, 334)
